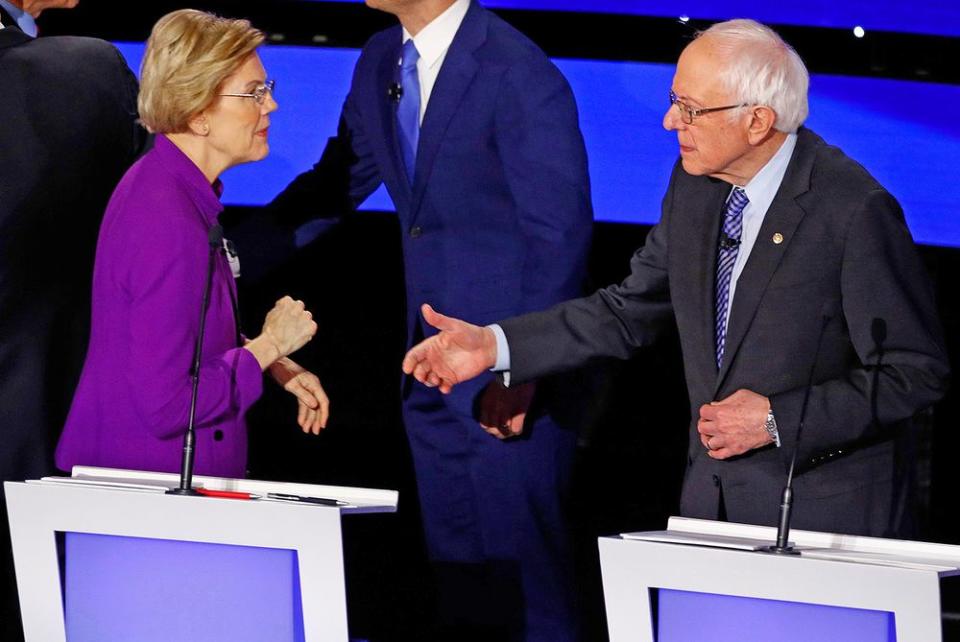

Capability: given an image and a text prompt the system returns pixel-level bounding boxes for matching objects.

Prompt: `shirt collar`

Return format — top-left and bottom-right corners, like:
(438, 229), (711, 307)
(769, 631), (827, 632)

(153, 134), (225, 227)
(402, 0), (470, 70)
(0, 0), (36, 36)
(741, 132), (798, 215)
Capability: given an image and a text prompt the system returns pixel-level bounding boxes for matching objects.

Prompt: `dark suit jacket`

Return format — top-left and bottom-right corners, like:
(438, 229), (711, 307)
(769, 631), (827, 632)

(243, 0), (593, 418)
(501, 127), (949, 536)
(0, 26), (145, 488)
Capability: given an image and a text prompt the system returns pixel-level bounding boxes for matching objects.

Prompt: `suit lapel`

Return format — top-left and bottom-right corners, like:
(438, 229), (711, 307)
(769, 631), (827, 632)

(408, 2), (485, 221)
(0, 6), (15, 29)
(375, 34), (413, 210)
(0, 8), (30, 50)
(715, 130), (817, 390)
(685, 179), (731, 379)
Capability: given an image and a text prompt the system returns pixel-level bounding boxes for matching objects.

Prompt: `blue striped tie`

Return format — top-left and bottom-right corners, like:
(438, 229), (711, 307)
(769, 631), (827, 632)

(396, 39), (421, 184)
(715, 187), (749, 369)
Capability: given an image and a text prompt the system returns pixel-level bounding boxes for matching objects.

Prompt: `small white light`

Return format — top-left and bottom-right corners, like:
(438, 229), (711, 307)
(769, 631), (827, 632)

(679, 15), (690, 23)
(853, 25), (865, 38)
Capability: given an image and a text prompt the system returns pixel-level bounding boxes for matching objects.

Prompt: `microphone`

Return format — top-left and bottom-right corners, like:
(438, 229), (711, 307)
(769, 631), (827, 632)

(761, 309), (831, 555)
(719, 233), (741, 251)
(168, 224), (224, 496)
(387, 82), (403, 102)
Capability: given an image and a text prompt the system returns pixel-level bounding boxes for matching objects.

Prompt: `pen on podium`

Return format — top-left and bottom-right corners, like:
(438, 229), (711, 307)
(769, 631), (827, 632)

(195, 488), (261, 500)
(266, 492), (349, 506)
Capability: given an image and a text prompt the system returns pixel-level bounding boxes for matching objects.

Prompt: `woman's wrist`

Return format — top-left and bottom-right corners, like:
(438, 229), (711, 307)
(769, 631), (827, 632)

(244, 334), (283, 371)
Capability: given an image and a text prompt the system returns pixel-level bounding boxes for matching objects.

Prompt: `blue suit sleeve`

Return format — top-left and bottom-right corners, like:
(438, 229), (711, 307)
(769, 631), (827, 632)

(494, 57), (593, 313)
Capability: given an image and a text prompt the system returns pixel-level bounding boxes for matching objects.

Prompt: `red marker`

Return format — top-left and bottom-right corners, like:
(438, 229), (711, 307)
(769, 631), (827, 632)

(196, 488), (261, 500)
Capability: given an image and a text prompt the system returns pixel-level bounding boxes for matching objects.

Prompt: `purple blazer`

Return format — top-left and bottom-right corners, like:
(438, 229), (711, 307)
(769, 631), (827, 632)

(56, 135), (263, 477)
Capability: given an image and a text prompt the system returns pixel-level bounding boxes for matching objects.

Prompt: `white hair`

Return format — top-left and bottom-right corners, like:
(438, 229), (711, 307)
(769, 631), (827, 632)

(697, 19), (809, 133)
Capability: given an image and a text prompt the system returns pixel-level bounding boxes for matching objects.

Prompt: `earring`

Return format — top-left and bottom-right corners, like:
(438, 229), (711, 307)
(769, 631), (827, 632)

(201, 123), (210, 135)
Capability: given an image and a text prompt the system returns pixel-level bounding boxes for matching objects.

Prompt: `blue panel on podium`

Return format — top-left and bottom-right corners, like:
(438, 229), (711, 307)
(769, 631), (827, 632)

(656, 588), (896, 641)
(64, 532), (305, 642)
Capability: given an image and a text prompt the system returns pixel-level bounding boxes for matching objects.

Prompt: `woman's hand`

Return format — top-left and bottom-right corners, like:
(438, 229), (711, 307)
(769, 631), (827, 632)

(245, 296), (317, 369)
(269, 357), (330, 434)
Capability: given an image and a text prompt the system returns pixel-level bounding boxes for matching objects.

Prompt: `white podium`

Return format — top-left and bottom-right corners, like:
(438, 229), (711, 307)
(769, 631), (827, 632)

(5, 466), (398, 642)
(600, 517), (960, 642)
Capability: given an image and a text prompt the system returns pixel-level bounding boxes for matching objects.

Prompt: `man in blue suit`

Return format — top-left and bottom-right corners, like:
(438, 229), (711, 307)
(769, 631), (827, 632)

(247, 1), (593, 640)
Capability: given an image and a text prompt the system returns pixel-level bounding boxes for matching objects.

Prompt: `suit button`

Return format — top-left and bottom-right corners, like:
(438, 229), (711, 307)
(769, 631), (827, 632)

(409, 226), (422, 238)
(213, 430), (224, 442)
(712, 474), (721, 487)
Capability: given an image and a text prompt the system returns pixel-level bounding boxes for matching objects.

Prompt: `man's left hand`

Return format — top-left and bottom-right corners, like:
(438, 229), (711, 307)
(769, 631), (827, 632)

(697, 389), (772, 459)
(478, 380), (535, 439)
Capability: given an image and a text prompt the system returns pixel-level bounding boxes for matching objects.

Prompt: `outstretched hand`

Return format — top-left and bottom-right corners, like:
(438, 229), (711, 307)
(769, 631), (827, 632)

(402, 304), (499, 394)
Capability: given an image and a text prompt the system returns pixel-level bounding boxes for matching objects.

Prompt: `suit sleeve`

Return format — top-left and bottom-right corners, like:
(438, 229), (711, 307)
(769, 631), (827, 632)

(770, 188), (949, 463)
(107, 42), (149, 160)
(229, 77), (383, 281)
(494, 57), (593, 313)
(500, 163), (682, 383)
(120, 211), (263, 441)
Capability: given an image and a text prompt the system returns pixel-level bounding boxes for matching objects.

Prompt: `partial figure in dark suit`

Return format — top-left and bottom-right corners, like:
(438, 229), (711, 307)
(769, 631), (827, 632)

(233, 1), (592, 639)
(0, 3), (146, 639)
(403, 19), (949, 539)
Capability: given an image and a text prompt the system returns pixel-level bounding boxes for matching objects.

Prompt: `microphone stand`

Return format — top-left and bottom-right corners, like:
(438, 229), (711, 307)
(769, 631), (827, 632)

(168, 224), (224, 496)
(761, 314), (830, 555)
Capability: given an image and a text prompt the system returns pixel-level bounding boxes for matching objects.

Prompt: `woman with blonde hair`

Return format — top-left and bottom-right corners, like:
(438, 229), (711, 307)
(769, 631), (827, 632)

(57, 10), (328, 477)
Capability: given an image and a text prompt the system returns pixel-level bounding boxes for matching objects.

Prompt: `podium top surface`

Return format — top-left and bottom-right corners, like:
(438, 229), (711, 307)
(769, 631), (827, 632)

(615, 516), (960, 576)
(11, 466), (398, 514)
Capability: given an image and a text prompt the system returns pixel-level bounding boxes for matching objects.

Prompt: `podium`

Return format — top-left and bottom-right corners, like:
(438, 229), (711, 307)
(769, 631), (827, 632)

(600, 517), (960, 642)
(4, 466), (398, 642)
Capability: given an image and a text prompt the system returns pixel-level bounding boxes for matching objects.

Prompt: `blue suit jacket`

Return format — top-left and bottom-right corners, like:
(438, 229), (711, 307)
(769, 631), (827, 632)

(265, 1), (593, 416)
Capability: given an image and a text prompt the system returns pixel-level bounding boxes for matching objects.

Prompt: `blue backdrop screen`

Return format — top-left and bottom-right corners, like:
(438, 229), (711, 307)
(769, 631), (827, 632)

(115, 43), (960, 248)
(318, 0), (960, 37)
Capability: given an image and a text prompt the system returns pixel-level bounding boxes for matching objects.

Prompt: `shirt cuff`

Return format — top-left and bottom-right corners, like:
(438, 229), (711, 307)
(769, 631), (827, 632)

(487, 323), (512, 387)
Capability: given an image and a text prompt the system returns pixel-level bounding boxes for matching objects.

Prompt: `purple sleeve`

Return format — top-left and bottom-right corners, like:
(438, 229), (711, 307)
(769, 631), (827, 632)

(117, 206), (263, 440)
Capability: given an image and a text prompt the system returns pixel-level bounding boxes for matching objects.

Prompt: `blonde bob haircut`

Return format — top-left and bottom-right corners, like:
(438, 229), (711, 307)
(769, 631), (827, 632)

(138, 9), (264, 134)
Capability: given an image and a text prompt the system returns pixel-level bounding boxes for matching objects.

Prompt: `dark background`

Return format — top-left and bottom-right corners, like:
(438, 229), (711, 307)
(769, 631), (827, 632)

(37, 2), (960, 640)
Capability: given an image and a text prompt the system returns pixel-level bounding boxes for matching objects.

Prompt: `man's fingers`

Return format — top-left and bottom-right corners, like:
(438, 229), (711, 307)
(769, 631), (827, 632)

(421, 303), (457, 332)
(699, 403), (718, 421)
(401, 349), (422, 375)
(411, 361), (433, 385)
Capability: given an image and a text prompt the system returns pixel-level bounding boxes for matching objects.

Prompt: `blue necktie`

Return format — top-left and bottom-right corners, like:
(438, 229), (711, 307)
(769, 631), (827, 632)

(715, 187), (749, 369)
(397, 39), (421, 184)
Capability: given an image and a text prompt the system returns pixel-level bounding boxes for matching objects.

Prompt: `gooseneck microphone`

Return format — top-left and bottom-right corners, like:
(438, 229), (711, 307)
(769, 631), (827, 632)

(762, 311), (831, 554)
(168, 224), (224, 496)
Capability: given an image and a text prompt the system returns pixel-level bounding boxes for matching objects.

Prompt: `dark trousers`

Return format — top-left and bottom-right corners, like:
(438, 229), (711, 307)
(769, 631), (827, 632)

(402, 383), (580, 642)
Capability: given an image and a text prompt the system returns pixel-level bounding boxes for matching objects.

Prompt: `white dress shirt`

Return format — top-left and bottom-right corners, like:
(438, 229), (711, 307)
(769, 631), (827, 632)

(401, 0), (470, 125)
(722, 132), (798, 330)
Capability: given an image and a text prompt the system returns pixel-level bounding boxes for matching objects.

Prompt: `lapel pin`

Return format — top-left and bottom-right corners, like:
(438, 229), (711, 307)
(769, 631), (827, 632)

(772, 232), (784, 244)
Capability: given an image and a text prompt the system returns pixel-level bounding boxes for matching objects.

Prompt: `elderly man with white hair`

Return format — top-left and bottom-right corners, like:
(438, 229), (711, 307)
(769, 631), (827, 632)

(403, 18), (949, 538)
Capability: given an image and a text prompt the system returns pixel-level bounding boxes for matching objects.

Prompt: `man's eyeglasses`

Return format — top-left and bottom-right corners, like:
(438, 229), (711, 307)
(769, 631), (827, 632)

(669, 90), (747, 125)
(221, 80), (276, 105)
